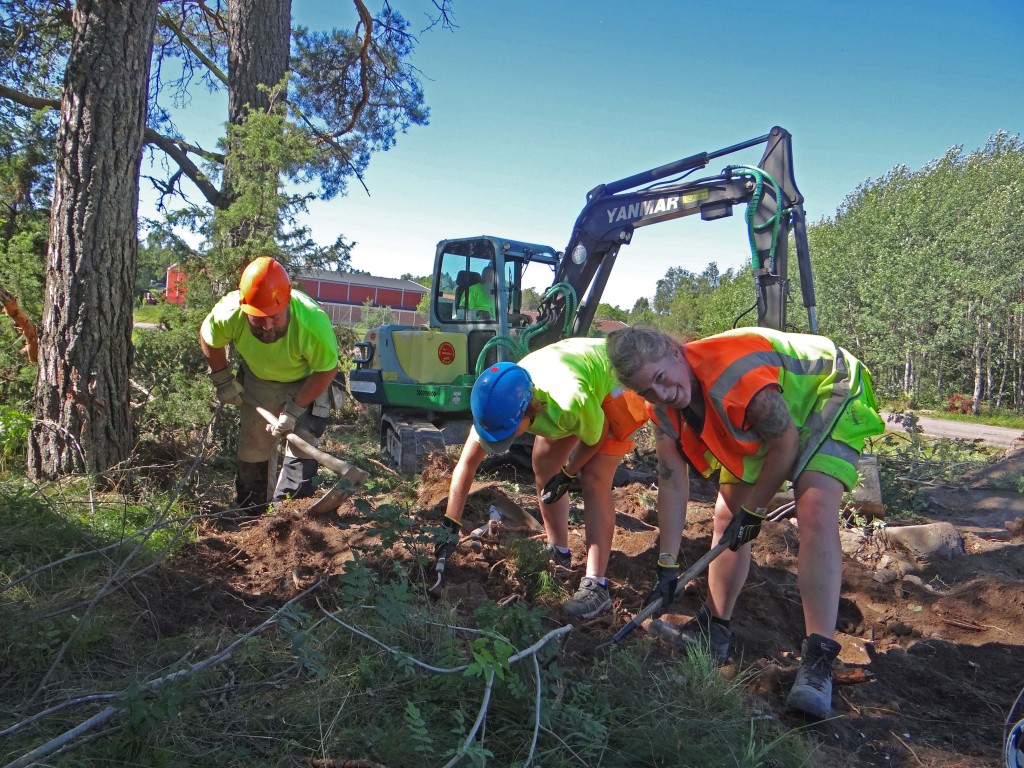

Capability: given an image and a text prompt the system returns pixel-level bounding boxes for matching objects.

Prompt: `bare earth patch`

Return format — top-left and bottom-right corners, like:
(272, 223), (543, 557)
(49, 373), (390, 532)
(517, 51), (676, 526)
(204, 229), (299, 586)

(167, 447), (1024, 768)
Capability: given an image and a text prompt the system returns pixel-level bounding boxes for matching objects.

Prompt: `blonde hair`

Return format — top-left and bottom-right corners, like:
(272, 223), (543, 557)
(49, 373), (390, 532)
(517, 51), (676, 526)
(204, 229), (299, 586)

(606, 326), (683, 385)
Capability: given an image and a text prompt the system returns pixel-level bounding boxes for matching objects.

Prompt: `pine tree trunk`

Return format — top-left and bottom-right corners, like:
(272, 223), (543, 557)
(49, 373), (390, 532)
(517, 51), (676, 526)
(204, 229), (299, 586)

(227, 0), (292, 124)
(218, 0), (292, 262)
(27, 0), (158, 479)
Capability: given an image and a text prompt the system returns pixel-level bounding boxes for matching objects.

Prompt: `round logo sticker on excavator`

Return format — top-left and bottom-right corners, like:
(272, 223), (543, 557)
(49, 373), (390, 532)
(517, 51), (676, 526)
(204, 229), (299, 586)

(438, 341), (456, 365)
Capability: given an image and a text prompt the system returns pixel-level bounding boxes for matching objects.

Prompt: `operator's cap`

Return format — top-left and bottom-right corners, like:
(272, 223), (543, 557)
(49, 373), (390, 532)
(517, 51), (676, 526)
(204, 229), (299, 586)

(471, 362), (534, 454)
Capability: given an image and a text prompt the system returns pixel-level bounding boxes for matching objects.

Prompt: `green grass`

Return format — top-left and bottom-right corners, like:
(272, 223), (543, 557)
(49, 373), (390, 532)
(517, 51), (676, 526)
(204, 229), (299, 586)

(0, 450), (817, 768)
(133, 303), (165, 325)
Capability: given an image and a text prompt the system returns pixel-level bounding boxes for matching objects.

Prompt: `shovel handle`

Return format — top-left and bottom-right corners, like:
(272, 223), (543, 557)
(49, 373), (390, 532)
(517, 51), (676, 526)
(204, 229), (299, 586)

(601, 503), (797, 649)
(607, 541), (730, 644)
(252, 403), (368, 485)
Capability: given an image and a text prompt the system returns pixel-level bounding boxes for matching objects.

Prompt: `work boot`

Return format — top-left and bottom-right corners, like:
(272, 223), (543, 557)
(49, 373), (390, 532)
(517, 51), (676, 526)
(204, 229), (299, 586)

(786, 633), (842, 719)
(235, 461), (270, 519)
(563, 577), (612, 619)
(546, 543), (573, 570)
(647, 605), (732, 665)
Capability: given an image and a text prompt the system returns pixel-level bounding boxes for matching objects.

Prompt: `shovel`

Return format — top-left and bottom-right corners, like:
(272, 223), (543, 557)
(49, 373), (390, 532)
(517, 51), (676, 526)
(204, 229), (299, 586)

(253, 402), (369, 513)
(594, 501), (796, 655)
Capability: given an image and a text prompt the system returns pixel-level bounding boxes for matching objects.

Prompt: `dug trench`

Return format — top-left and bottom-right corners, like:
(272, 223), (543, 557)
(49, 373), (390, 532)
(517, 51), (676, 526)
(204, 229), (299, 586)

(169, 447), (1024, 768)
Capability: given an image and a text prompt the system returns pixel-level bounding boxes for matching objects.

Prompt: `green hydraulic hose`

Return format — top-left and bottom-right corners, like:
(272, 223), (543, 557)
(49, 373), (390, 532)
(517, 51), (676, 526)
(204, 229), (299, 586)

(474, 335), (529, 377)
(725, 164), (786, 273)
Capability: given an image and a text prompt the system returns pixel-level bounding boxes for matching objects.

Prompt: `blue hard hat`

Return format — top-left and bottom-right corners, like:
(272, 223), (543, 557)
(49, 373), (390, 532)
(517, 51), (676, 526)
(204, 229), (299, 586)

(471, 362), (534, 454)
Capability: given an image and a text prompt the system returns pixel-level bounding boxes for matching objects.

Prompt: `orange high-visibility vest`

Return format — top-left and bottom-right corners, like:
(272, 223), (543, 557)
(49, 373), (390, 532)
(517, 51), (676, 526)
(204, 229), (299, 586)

(647, 328), (872, 483)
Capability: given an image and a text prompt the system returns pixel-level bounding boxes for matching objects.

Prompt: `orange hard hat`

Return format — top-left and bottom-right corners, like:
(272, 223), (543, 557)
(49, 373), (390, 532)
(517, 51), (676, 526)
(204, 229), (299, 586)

(238, 256), (291, 317)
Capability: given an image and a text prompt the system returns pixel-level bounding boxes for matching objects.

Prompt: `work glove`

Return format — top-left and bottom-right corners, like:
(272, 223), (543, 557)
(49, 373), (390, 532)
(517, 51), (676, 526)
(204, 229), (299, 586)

(642, 562), (679, 617)
(433, 515), (462, 566)
(209, 367), (243, 406)
(541, 466), (576, 504)
(268, 397), (305, 437)
(723, 505), (767, 551)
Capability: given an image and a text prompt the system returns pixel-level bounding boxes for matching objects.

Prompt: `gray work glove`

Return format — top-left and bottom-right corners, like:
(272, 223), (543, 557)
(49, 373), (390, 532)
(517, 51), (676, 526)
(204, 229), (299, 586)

(268, 397), (305, 437)
(434, 515), (462, 567)
(209, 367), (243, 406)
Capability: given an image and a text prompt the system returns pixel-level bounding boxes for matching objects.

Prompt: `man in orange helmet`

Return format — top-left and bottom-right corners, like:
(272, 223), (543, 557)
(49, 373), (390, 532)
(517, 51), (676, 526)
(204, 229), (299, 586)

(199, 256), (340, 518)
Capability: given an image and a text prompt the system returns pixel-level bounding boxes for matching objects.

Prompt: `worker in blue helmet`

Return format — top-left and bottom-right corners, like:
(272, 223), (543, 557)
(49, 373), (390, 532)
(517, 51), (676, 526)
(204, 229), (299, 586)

(434, 338), (649, 620)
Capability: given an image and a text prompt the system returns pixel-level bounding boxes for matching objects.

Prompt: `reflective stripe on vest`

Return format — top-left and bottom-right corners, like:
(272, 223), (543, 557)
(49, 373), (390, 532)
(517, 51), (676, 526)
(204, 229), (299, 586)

(651, 330), (864, 484)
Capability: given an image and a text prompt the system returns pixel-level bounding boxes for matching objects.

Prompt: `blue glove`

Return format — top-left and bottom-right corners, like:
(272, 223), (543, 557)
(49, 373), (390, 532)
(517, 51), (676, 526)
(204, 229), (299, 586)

(723, 505), (767, 551)
(541, 466), (576, 504)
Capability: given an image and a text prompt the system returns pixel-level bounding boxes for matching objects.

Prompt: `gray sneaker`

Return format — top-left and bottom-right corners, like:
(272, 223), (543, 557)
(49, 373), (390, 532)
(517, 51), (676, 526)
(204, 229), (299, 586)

(563, 577), (612, 619)
(546, 544), (573, 570)
(786, 634), (841, 719)
(647, 605), (732, 665)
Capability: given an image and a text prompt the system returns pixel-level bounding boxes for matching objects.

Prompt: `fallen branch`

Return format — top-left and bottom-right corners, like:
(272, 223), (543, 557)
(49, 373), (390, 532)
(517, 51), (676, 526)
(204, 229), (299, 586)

(4, 580), (325, 768)
(0, 284), (38, 363)
(318, 601), (572, 768)
(366, 457), (402, 477)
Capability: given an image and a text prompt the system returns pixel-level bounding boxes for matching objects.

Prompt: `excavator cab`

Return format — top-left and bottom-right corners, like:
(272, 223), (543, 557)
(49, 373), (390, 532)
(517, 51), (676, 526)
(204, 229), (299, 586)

(432, 237), (558, 330)
(348, 235), (558, 473)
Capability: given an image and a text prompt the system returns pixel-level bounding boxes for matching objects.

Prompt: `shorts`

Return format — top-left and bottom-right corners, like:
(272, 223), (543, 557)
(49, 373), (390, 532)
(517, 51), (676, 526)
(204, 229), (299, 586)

(598, 389), (650, 457)
(800, 375), (885, 490)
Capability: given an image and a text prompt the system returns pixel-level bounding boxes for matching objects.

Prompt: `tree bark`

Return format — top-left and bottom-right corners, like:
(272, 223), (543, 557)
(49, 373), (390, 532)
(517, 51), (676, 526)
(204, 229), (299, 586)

(27, 0), (159, 479)
(227, 0), (292, 125)
(218, 0), (292, 258)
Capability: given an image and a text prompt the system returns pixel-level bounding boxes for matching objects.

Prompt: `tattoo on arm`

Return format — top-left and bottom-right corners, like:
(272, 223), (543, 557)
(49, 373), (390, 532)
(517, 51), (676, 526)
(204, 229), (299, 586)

(658, 460), (674, 480)
(749, 389), (792, 440)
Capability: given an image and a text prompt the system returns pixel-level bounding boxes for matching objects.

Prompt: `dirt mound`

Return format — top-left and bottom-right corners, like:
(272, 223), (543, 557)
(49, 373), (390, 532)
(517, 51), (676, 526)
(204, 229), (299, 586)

(166, 457), (1024, 768)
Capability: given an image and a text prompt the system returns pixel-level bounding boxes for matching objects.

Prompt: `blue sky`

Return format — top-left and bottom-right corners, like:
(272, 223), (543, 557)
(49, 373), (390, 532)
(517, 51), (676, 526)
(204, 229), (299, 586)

(149, 0), (1024, 308)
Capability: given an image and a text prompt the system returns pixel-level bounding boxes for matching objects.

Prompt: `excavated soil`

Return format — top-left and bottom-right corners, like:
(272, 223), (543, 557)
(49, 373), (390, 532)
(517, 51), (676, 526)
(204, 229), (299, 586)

(169, 447), (1024, 768)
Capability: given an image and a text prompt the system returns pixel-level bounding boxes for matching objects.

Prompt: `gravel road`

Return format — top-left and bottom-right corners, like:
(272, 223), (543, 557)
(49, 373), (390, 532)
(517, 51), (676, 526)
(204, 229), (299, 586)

(882, 411), (1024, 448)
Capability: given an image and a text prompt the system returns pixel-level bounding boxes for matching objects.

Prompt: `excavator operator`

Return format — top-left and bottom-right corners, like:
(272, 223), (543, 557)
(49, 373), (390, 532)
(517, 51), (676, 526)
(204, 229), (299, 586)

(466, 265), (496, 319)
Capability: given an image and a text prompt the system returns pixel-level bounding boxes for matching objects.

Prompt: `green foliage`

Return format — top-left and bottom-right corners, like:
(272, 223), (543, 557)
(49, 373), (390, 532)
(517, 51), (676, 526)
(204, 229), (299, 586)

(210, 82), (317, 277)
(464, 630), (515, 682)
(131, 300), (228, 460)
(403, 700), (436, 756)
(595, 302), (629, 321)
(290, 8), (430, 199)
(809, 133), (1024, 410)
(359, 298), (399, 331)
(874, 410), (997, 517)
(988, 470), (1024, 494)
(279, 604), (329, 679)
(0, 406), (31, 471)
(503, 535), (568, 602)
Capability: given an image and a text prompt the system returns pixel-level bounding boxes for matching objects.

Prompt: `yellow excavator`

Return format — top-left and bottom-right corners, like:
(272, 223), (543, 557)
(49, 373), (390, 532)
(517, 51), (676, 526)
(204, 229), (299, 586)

(348, 126), (818, 473)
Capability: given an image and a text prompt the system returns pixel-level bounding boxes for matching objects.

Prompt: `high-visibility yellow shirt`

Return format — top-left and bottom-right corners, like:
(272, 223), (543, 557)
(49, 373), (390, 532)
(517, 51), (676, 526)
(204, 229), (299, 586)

(200, 290), (338, 382)
(521, 337), (624, 446)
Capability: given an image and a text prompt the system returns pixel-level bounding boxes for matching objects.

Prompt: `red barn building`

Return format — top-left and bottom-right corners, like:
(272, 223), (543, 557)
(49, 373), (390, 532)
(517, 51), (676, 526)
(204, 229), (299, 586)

(295, 270), (428, 327)
(164, 264), (429, 328)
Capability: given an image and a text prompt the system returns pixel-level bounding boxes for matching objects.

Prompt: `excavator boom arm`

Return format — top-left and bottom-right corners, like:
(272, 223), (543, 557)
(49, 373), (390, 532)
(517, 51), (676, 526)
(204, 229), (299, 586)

(531, 126), (817, 349)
